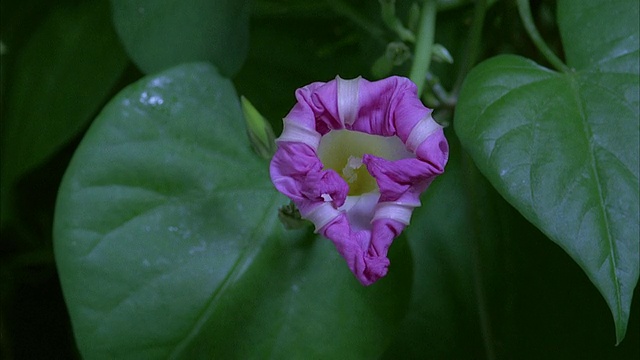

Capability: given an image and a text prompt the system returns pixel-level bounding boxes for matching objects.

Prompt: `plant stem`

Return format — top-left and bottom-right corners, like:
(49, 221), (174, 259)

(453, 0), (487, 94)
(426, 72), (456, 108)
(409, 0), (437, 96)
(380, 0), (416, 42)
(516, 0), (570, 72)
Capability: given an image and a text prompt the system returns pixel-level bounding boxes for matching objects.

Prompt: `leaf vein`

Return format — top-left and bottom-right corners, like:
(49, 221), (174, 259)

(168, 194), (281, 358)
(571, 78), (623, 321)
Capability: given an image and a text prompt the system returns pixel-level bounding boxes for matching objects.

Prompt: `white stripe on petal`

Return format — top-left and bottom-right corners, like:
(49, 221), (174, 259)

(372, 201), (419, 225)
(305, 202), (341, 232)
(405, 113), (442, 153)
(336, 76), (361, 126)
(276, 118), (322, 150)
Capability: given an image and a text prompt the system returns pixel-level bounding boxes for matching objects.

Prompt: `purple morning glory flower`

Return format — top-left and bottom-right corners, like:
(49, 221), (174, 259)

(270, 76), (449, 286)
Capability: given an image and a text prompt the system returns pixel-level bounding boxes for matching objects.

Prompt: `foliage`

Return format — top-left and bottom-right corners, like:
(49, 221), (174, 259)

(1, 0), (638, 358)
(455, 0), (639, 344)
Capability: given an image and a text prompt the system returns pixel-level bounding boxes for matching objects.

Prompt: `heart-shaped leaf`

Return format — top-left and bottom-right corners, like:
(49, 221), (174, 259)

(53, 63), (411, 358)
(109, 0), (249, 77)
(454, 0), (639, 343)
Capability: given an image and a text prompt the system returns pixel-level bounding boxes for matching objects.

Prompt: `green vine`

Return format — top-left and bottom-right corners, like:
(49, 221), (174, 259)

(408, 0), (437, 96)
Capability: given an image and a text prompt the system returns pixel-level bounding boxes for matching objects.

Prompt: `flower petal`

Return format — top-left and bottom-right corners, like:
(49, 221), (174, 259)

(337, 76), (361, 126)
(340, 192), (380, 231)
(270, 76), (449, 285)
(270, 141), (348, 215)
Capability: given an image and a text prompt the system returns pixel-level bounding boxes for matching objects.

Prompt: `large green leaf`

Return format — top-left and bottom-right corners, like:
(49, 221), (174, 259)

(0, 0), (128, 225)
(384, 132), (640, 358)
(454, 0), (639, 343)
(110, 0), (249, 77)
(53, 63), (411, 358)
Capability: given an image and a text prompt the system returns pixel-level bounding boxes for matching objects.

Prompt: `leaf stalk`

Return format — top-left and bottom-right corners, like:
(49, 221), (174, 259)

(516, 0), (570, 72)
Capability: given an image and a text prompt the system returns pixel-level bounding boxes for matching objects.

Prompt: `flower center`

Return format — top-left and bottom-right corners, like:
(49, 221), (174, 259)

(317, 129), (411, 196)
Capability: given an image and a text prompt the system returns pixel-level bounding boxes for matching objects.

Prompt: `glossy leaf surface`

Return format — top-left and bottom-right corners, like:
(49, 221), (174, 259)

(110, 0), (249, 76)
(53, 63), (410, 358)
(454, 0), (639, 343)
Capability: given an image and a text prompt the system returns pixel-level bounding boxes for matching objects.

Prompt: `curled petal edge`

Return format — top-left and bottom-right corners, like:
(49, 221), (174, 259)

(269, 76), (449, 285)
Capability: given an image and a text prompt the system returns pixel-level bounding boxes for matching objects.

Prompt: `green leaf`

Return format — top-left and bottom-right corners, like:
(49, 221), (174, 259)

(454, 0), (639, 343)
(53, 63), (411, 358)
(558, 0), (638, 73)
(385, 132), (640, 358)
(110, 0), (249, 77)
(0, 0), (128, 224)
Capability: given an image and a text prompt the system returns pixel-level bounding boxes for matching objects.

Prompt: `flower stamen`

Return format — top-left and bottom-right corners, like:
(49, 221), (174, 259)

(342, 156), (363, 184)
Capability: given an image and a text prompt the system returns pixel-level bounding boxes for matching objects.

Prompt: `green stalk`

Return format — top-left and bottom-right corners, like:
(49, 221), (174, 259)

(453, 0), (487, 93)
(516, 0), (570, 72)
(408, 0), (437, 96)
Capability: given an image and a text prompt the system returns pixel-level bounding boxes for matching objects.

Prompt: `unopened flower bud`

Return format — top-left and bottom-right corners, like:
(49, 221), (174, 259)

(241, 96), (276, 159)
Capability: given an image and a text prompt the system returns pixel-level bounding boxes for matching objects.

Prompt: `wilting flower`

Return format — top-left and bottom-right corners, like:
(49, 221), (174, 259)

(270, 76), (448, 285)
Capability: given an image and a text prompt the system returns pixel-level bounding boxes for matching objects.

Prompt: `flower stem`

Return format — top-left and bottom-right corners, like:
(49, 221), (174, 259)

(516, 0), (570, 72)
(379, 0), (416, 43)
(409, 0), (437, 96)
